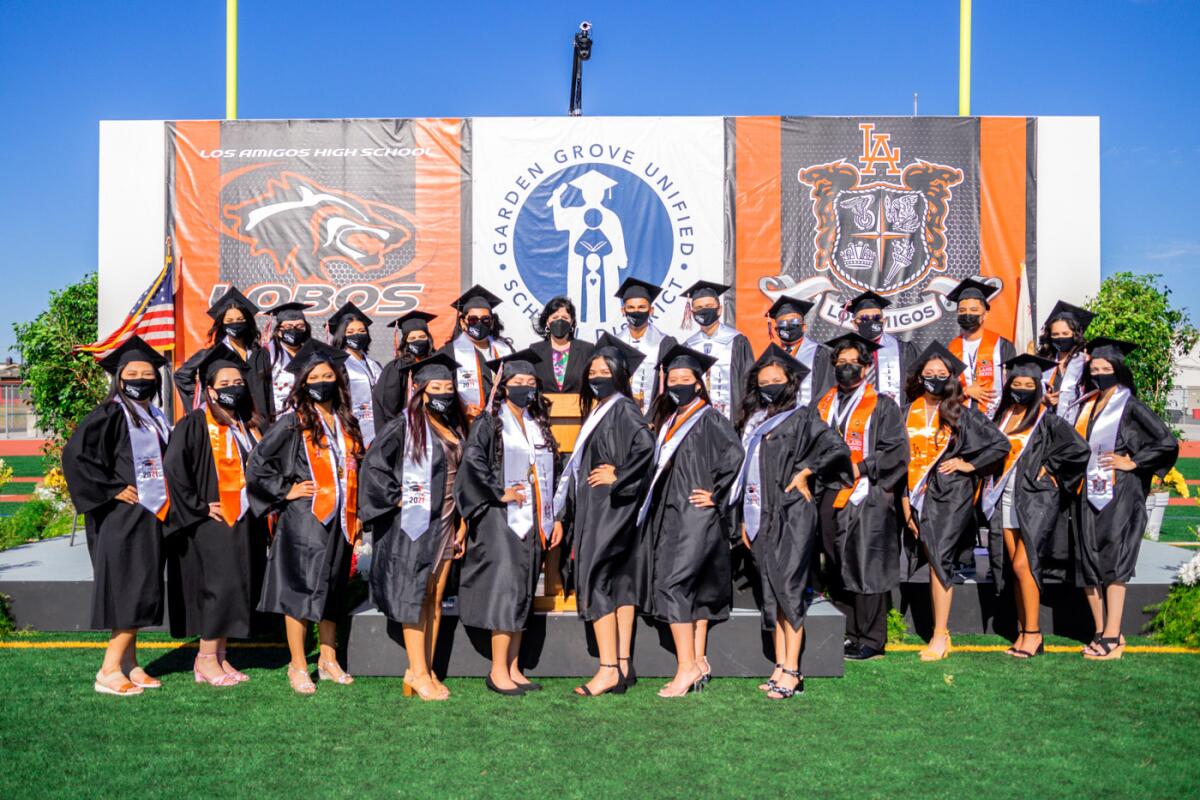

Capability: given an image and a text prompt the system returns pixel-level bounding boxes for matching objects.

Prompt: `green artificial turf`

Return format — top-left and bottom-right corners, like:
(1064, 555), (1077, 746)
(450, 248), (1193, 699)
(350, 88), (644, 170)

(0, 455), (47, 478)
(1160, 506), (1200, 544)
(0, 482), (35, 496)
(1172, 457), (1200, 481)
(0, 635), (1197, 799)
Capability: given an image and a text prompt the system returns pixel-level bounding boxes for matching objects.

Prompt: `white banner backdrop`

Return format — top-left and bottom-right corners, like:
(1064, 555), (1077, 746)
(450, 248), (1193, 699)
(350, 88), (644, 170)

(471, 117), (726, 348)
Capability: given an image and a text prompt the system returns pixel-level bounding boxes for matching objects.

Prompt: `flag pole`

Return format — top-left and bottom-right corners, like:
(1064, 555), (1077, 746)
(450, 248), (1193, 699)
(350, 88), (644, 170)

(226, 0), (238, 120)
(958, 0), (971, 116)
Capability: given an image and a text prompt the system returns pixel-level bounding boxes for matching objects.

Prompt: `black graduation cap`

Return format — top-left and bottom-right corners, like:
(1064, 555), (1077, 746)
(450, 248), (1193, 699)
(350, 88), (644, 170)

(945, 278), (999, 307)
(914, 341), (968, 377)
(752, 343), (811, 384)
(614, 276), (662, 303)
(1003, 353), (1057, 380)
(682, 280), (730, 301)
(451, 285), (503, 314)
(283, 340), (349, 376)
(399, 352), (460, 384)
(263, 301), (314, 323)
(206, 286), (259, 321)
(593, 332), (647, 374)
(486, 347), (542, 379)
(98, 335), (167, 375)
(326, 301), (373, 333)
(195, 343), (250, 384)
(1046, 300), (1096, 333)
(843, 290), (891, 314)
(1086, 337), (1138, 363)
(658, 343), (718, 375)
(824, 331), (883, 355)
(385, 309), (438, 333)
(766, 294), (815, 319)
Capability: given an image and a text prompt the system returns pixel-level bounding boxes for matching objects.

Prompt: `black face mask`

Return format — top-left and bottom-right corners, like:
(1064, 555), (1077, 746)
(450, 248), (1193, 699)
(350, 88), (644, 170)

(1092, 373), (1119, 391)
(957, 313), (982, 332)
(405, 338), (432, 358)
(214, 384), (248, 409)
(280, 328), (309, 347)
(692, 307), (720, 327)
(667, 383), (698, 406)
(306, 381), (338, 403)
(1008, 387), (1037, 407)
(588, 377), (617, 400)
(121, 379), (157, 402)
(427, 392), (456, 414)
(835, 363), (863, 388)
(922, 376), (951, 397)
(507, 385), (536, 409)
(224, 321), (251, 341)
(1050, 336), (1075, 354)
(625, 310), (650, 329)
(548, 319), (573, 339)
(345, 333), (370, 351)
(857, 319), (884, 340)
(758, 382), (789, 406)
(465, 321), (491, 341)
(776, 322), (804, 343)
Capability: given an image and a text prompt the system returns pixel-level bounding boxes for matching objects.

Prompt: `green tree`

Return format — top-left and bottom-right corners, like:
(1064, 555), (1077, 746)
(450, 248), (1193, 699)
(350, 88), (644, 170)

(1085, 272), (1198, 424)
(11, 273), (109, 459)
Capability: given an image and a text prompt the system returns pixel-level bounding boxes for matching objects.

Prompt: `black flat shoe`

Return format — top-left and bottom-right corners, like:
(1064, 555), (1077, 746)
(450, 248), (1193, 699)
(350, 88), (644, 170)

(516, 680), (543, 692)
(486, 676), (526, 696)
(845, 644), (885, 661)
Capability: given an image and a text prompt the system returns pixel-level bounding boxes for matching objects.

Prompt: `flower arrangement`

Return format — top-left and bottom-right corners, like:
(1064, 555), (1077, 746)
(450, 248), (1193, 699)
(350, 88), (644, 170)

(1153, 467), (1189, 498)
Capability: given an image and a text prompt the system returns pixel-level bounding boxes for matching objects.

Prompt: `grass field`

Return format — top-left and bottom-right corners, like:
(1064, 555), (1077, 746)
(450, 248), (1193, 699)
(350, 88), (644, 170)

(1, 633), (1197, 798)
(1, 455), (48, 478)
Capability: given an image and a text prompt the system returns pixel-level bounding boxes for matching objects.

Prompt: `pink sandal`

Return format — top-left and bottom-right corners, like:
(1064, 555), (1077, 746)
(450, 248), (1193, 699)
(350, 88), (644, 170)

(194, 653), (239, 687)
(218, 649), (250, 683)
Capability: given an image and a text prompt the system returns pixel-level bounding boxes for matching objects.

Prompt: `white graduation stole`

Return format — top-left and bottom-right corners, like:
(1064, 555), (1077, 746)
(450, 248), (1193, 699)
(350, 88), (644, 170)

(552, 394), (622, 517)
(1045, 353), (1086, 424)
(344, 354), (381, 445)
(790, 337), (820, 407)
(618, 323), (665, 414)
(500, 404), (555, 541)
(399, 415), (435, 541)
(685, 324), (740, 419)
(1077, 387), (1131, 511)
(636, 401), (713, 525)
(873, 333), (903, 400)
(731, 407), (800, 541)
(269, 342), (296, 414)
(116, 399), (172, 518)
(981, 407), (1044, 520)
(453, 336), (512, 407)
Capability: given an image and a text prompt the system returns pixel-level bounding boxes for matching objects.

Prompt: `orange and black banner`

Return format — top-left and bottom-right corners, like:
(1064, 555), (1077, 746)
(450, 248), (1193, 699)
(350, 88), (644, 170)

(728, 116), (1035, 354)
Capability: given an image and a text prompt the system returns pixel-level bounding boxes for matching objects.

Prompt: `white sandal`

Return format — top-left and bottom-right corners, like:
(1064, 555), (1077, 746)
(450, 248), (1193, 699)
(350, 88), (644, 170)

(94, 669), (143, 697)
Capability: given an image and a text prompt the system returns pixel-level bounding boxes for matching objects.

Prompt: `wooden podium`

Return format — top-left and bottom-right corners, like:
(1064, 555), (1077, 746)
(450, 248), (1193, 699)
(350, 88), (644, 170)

(537, 392), (584, 611)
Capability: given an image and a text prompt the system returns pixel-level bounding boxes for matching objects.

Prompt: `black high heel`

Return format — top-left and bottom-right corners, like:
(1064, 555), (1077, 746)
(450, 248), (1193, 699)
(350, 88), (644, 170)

(766, 668), (804, 700)
(486, 675), (527, 696)
(1010, 630), (1044, 659)
(618, 656), (637, 687)
(574, 664), (627, 697)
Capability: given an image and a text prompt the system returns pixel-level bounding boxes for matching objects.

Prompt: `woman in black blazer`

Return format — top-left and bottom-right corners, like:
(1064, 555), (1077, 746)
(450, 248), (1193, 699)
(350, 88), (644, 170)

(529, 296), (594, 395)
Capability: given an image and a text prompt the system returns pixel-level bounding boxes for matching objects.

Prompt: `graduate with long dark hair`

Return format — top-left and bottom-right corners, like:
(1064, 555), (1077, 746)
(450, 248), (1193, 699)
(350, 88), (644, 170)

(1037, 300), (1094, 423)
(438, 286), (513, 420)
(174, 287), (270, 416)
(62, 336), (172, 697)
(553, 333), (655, 697)
(372, 310), (438, 427)
(1073, 338), (1178, 660)
(816, 333), (909, 661)
(901, 342), (1009, 662)
(164, 344), (269, 686)
(246, 341), (364, 694)
(359, 352), (469, 701)
(732, 345), (849, 700)
(327, 301), (383, 446)
(455, 350), (562, 696)
(982, 355), (1090, 659)
(258, 301), (318, 421)
(639, 344), (743, 697)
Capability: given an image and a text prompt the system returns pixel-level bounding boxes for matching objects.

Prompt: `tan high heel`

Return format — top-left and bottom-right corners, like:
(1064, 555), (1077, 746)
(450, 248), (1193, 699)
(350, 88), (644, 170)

(919, 629), (952, 661)
(317, 659), (354, 685)
(403, 673), (447, 701)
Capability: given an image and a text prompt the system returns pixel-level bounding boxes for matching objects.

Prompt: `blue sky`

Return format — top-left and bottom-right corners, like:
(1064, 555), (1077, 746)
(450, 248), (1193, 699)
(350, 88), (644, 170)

(1, 0), (1197, 355)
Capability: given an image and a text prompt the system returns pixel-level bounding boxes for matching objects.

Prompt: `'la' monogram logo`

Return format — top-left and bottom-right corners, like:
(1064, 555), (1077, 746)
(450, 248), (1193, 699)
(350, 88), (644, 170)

(858, 123), (902, 176)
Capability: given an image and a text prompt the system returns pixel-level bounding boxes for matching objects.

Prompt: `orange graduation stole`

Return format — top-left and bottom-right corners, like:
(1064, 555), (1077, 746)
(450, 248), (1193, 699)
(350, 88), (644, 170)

(205, 407), (251, 527)
(817, 384), (878, 508)
(303, 422), (360, 545)
(949, 329), (1000, 409)
(906, 395), (951, 493)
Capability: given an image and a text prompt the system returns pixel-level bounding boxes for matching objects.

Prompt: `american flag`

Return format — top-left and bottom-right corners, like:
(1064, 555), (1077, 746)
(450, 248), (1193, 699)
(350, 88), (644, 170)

(80, 242), (176, 355)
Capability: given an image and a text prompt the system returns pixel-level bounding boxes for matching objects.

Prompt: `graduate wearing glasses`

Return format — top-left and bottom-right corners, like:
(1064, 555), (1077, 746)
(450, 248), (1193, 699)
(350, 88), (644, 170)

(438, 285), (514, 420)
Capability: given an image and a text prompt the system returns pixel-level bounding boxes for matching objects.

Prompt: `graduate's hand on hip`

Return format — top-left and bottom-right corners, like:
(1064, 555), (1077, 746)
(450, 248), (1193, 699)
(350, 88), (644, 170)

(1101, 452), (1136, 472)
(785, 468), (814, 501)
(587, 464), (617, 487)
(938, 458), (974, 475)
(207, 502), (224, 522)
(287, 481), (318, 501)
(549, 521), (564, 549)
(501, 484), (528, 505)
(115, 485), (139, 505)
(689, 489), (714, 508)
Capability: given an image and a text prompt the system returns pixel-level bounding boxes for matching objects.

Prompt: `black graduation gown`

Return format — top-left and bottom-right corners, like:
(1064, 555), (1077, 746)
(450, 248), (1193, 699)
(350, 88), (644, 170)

(785, 340), (835, 405)
(247, 414), (352, 622)
(640, 408), (743, 623)
(175, 343), (271, 420)
(869, 338), (920, 403)
(454, 413), (546, 631)
(729, 334), (755, 416)
(984, 412), (1090, 592)
(358, 414), (453, 625)
(745, 406), (851, 629)
(531, 338), (595, 394)
(1074, 395), (1178, 586)
(905, 405), (1010, 586)
(61, 402), (165, 630)
(163, 409), (270, 639)
(828, 395), (910, 594)
(559, 396), (655, 621)
(371, 357), (416, 429)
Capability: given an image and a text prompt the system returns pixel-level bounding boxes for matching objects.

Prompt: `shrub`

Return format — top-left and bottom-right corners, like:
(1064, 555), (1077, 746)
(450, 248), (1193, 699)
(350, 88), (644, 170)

(887, 607), (908, 644)
(1146, 553), (1200, 647)
(0, 499), (73, 552)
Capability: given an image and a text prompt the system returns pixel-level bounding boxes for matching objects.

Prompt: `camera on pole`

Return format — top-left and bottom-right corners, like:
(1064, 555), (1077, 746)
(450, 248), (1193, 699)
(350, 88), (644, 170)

(569, 21), (592, 117)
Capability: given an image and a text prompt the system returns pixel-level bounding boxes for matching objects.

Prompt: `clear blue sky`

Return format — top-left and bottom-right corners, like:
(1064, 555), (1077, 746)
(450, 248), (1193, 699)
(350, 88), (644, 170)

(1, 0), (1197, 356)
